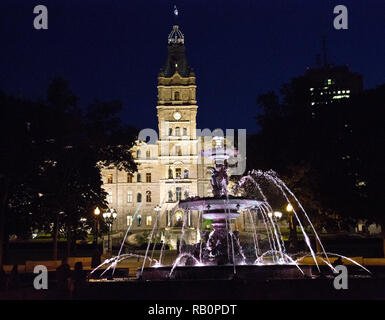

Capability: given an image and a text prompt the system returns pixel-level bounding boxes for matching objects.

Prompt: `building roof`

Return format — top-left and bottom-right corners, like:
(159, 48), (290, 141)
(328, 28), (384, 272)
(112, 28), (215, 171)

(159, 25), (194, 78)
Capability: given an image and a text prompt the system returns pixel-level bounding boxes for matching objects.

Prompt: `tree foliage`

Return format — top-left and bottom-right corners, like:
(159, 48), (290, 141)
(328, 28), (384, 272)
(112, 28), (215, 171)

(248, 77), (385, 239)
(0, 77), (138, 265)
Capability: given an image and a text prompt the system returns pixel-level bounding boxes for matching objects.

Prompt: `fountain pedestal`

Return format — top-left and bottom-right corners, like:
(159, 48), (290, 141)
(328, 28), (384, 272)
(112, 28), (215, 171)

(179, 197), (261, 264)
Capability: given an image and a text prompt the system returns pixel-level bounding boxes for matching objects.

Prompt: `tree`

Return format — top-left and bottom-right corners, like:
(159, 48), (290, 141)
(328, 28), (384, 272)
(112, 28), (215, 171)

(36, 77), (138, 259)
(0, 77), (139, 266)
(0, 92), (43, 267)
(250, 77), (385, 256)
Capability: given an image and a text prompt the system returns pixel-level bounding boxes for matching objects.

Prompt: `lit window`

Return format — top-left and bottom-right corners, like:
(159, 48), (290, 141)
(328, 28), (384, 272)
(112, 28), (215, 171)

(328, 79), (332, 85)
(127, 215), (133, 226)
(176, 187), (182, 201)
(146, 216), (152, 226)
(146, 173), (151, 183)
(146, 150), (150, 159)
(107, 174), (113, 184)
(311, 102), (315, 106)
(146, 191), (152, 202)
(127, 191), (133, 203)
(137, 173), (142, 183)
(137, 193), (142, 202)
(310, 88), (314, 91)
(174, 210), (183, 226)
(127, 174), (133, 183)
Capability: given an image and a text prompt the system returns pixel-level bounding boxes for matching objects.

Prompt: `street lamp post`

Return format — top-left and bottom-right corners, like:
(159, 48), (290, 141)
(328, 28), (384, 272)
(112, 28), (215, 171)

(286, 203), (298, 253)
(103, 208), (118, 255)
(92, 207), (101, 268)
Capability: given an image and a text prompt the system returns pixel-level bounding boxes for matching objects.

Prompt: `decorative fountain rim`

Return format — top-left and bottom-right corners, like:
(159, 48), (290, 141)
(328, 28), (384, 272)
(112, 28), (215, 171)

(178, 196), (263, 211)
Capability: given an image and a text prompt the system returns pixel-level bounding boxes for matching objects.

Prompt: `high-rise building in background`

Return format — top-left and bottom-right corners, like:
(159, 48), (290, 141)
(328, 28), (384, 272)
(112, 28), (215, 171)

(304, 37), (363, 116)
(306, 65), (363, 116)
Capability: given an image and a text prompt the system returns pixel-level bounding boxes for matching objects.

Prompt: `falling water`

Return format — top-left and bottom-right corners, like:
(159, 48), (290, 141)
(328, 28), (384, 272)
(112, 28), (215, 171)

(112, 202), (143, 277)
(247, 208), (260, 259)
(178, 210), (188, 254)
(224, 197), (237, 274)
(141, 210), (160, 273)
(169, 253), (203, 277)
(272, 173), (331, 265)
(92, 166), (371, 280)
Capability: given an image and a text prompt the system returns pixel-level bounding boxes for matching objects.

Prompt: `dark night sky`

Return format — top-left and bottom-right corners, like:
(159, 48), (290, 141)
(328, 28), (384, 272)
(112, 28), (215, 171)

(1, 0), (384, 133)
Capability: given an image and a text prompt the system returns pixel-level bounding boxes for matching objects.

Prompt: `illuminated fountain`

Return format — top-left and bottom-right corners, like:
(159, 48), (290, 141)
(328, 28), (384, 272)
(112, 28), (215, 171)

(92, 136), (370, 281)
(138, 136), (315, 280)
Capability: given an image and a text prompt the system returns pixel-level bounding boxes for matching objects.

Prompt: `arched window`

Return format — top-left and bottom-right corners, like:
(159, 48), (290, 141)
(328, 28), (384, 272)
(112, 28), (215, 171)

(127, 173), (133, 183)
(183, 128), (187, 136)
(184, 169), (189, 179)
(146, 191), (152, 202)
(174, 210), (183, 227)
(174, 91), (180, 100)
(137, 173), (142, 182)
(146, 150), (150, 158)
(137, 215), (142, 226)
(168, 128), (173, 136)
(176, 187), (182, 201)
(137, 193), (142, 202)
(175, 127), (180, 136)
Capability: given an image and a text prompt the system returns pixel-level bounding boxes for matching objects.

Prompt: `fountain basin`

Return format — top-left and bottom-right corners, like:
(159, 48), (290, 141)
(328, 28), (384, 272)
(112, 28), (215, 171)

(179, 197), (263, 212)
(140, 264), (312, 281)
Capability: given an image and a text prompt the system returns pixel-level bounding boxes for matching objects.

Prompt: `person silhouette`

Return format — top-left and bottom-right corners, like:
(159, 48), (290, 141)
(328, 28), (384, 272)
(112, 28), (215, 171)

(69, 262), (87, 299)
(332, 257), (343, 267)
(9, 264), (21, 290)
(56, 258), (72, 298)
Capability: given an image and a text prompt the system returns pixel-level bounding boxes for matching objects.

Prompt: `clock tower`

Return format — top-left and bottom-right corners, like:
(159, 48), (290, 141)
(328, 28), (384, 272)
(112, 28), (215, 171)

(156, 24), (211, 214)
(157, 25), (199, 161)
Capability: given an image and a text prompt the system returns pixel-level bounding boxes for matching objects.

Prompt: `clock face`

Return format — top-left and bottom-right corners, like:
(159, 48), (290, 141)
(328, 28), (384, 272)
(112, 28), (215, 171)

(173, 112), (181, 120)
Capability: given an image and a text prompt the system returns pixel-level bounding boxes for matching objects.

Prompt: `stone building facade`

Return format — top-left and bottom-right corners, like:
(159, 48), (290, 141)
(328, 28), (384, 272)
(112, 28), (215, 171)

(101, 25), (215, 248)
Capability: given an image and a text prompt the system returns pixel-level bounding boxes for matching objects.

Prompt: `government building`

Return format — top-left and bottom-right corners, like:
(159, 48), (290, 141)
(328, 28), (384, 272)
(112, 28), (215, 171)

(101, 24), (218, 248)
